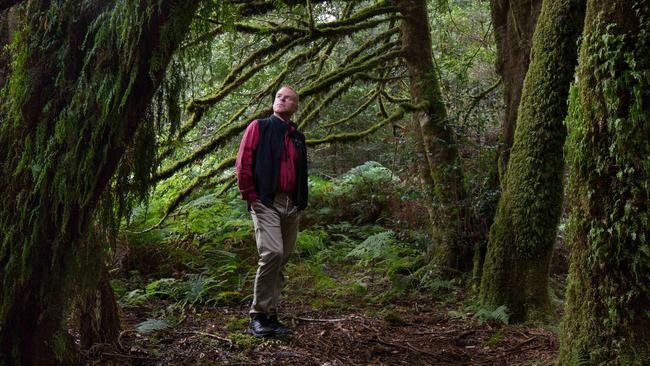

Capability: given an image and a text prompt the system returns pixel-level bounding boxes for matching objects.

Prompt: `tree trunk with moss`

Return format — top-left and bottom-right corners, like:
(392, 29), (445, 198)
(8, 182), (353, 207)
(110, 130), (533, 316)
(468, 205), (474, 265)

(558, 1), (650, 364)
(473, 0), (542, 285)
(0, 1), (199, 365)
(479, 0), (585, 323)
(396, 0), (473, 273)
(490, 0), (542, 173)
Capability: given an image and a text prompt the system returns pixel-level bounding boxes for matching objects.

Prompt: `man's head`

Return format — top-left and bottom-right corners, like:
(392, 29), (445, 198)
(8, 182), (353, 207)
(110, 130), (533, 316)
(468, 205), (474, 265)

(273, 86), (299, 121)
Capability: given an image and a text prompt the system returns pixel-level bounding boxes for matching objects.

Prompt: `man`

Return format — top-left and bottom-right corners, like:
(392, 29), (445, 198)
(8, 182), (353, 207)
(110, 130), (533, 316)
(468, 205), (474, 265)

(235, 86), (308, 336)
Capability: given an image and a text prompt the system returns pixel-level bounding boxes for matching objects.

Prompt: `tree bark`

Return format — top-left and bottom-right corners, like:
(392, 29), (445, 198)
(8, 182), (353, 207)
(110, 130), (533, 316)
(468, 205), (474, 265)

(479, 0), (585, 323)
(558, 0), (650, 363)
(491, 0), (542, 173)
(79, 265), (121, 350)
(473, 0), (543, 285)
(396, 0), (472, 273)
(0, 1), (200, 365)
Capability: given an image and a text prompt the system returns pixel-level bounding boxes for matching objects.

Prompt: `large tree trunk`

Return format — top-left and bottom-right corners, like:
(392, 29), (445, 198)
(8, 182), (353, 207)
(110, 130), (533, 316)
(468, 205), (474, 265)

(479, 0), (585, 323)
(0, 1), (199, 365)
(558, 1), (650, 364)
(473, 0), (542, 285)
(78, 266), (121, 349)
(396, 0), (472, 273)
(491, 0), (542, 173)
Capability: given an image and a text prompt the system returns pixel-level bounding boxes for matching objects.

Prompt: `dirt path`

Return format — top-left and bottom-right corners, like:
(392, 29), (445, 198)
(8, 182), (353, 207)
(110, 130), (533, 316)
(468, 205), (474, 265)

(84, 298), (558, 365)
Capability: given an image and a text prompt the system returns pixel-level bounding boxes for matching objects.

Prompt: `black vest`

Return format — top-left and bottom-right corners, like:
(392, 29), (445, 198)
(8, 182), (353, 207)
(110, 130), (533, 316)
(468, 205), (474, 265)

(253, 115), (308, 210)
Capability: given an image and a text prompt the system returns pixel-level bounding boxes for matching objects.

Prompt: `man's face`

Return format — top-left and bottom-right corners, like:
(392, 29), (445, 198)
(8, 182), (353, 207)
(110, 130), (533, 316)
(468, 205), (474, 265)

(273, 87), (299, 117)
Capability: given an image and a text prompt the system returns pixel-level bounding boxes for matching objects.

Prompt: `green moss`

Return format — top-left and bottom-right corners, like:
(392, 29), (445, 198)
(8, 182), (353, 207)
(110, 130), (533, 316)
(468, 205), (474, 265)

(0, 0), (199, 363)
(558, 2), (650, 364)
(229, 333), (266, 350)
(479, 0), (585, 323)
(224, 315), (248, 332)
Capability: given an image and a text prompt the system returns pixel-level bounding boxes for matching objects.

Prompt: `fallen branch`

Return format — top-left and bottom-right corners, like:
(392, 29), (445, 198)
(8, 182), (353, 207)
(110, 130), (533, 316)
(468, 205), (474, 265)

(100, 352), (159, 361)
(293, 316), (347, 323)
(179, 330), (234, 346)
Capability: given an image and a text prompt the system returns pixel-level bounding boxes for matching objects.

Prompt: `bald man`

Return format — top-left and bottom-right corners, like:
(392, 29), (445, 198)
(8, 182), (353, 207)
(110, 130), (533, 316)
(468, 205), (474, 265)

(235, 86), (308, 336)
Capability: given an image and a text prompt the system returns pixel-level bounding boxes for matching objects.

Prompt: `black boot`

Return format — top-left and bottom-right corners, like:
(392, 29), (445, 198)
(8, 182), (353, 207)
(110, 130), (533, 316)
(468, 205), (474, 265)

(269, 315), (291, 335)
(249, 314), (275, 337)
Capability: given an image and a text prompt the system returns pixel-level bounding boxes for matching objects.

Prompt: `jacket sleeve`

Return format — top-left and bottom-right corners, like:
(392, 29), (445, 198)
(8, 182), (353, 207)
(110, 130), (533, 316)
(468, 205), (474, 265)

(235, 120), (259, 202)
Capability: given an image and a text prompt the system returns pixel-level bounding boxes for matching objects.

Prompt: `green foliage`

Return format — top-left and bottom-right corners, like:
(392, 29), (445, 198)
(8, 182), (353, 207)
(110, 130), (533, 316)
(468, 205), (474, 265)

(228, 333), (266, 351)
(347, 231), (397, 262)
(135, 318), (173, 334)
(560, 3), (650, 364)
(119, 189), (257, 313)
(120, 289), (152, 309)
(295, 228), (328, 257)
(569, 349), (591, 366)
(416, 272), (458, 294)
(482, 329), (504, 347)
(474, 305), (509, 325)
(306, 161), (404, 225)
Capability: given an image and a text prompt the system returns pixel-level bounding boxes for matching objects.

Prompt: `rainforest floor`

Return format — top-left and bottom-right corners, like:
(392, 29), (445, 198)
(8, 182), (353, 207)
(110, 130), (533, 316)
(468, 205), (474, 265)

(81, 260), (562, 366)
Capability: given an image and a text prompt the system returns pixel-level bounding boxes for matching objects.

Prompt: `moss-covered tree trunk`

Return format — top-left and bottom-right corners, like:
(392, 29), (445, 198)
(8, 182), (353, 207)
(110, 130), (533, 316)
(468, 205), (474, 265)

(479, 0), (585, 323)
(0, 1), (199, 365)
(473, 0), (542, 284)
(396, 0), (473, 273)
(490, 0), (542, 172)
(558, 1), (650, 364)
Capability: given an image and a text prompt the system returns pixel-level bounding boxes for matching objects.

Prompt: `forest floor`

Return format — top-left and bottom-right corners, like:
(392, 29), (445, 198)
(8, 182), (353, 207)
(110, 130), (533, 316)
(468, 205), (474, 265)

(82, 260), (561, 366)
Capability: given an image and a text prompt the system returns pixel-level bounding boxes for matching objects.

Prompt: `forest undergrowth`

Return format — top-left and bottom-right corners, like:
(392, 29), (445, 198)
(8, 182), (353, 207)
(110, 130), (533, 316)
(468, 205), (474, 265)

(81, 162), (565, 365)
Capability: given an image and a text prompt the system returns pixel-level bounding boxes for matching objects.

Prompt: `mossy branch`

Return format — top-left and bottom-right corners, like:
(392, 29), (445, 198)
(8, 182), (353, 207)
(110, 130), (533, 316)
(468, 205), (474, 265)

(320, 90), (380, 128)
(299, 48), (402, 97)
(233, 0), (329, 17)
(220, 12), (400, 39)
(380, 89), (410, 103)
(154, 121), (246, 182)
(306, 108), (404, 145)
(159, 45), (318, 166)
(297, 79), (354, 129)
(136, 155), (236, 233)
(188, 36), (305, 111)
(461, 77), (502, 125)
(378, 92), (389, 119)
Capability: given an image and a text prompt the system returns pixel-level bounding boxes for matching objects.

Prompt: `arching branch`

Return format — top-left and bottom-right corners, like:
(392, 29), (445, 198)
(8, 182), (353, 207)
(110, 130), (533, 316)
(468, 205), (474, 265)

(136, 155), (236, 233)
(297, 78), (355, 129)
(461, 77), (502, 125)
(307, 108), (404, 145)
(154, 121), (245, 182)
(232, 0), (329, 17)
(320, 90), (379, 128)
(300, 48), (401, 97)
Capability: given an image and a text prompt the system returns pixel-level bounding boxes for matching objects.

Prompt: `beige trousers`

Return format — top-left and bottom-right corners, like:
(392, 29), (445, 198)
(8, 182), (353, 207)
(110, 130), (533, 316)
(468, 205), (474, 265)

(250, 193), (300, 315)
